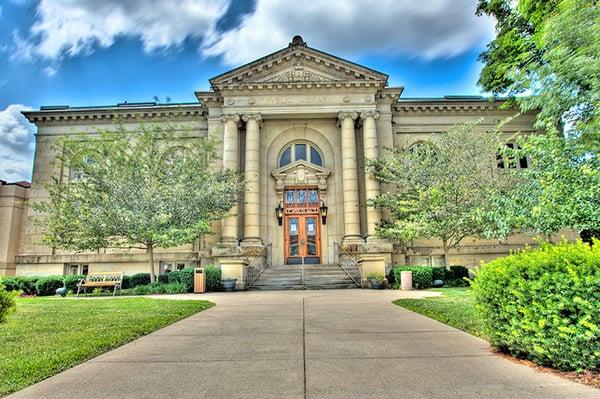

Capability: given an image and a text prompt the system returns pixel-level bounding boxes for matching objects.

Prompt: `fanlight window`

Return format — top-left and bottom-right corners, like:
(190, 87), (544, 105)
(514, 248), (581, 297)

(497, 143), (528, 169)
(279, 142), (323, 167)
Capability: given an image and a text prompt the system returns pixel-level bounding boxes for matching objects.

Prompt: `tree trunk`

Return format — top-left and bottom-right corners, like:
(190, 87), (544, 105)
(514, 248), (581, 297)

(442, 238), (449, 268)
(147, 245), (156, 282)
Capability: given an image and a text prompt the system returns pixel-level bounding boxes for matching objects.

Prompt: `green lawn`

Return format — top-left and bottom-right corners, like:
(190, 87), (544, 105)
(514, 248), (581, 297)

(393, 288), (486, 339)
(0, 297), (213, 396)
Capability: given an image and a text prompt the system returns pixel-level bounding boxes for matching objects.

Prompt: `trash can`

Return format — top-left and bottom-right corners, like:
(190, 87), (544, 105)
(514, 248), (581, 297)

(194, 268), (206, 294)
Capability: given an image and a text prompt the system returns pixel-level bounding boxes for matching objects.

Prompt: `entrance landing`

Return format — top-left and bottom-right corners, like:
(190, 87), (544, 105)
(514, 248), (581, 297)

(9, 290), (598, 398)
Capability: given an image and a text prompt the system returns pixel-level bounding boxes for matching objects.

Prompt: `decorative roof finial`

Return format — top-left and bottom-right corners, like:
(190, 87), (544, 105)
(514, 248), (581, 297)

(290, 35), (306, 47)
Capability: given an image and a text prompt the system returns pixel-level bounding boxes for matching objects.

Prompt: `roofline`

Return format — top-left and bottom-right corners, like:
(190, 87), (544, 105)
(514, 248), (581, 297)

(397, 95), (509, 102)
(22, 102), (205, 124)
(1, 180), (31, 188)
(209, 40), (388, 85)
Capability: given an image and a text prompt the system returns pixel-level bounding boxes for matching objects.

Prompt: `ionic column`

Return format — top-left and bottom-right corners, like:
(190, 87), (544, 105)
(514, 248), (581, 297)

(242, 113), (262, 243)
(338, 111), (362, 243)
(361, 111), (382, 239)
(220, 113), (240, 244)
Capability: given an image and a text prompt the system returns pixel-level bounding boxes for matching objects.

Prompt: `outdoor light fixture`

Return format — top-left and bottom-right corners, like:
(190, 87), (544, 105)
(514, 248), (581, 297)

(320, 200), (328, 224)
(275, 201), (284, 225)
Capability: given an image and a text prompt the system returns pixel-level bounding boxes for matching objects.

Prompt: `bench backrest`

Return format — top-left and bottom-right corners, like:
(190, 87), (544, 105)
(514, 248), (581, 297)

(83, 272), (124, 284)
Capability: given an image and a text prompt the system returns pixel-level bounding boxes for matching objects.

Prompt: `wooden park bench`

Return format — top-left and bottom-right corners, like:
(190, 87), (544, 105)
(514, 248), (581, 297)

(76, 272), (124, 296)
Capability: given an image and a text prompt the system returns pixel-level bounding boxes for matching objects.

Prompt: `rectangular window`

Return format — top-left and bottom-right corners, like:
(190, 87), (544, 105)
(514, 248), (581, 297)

(295, 143), (307, 161)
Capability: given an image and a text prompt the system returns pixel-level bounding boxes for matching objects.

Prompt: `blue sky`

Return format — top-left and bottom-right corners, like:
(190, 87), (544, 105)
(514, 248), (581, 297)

(0, 0), (495, 182)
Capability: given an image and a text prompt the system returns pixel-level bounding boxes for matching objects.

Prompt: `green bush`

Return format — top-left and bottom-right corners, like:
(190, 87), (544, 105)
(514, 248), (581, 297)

(449, 265), (469, 279)
(432, 267), (446, 281)
(35, 276), (64, 296)
(131, 282), (188, 295)
(471, 241), (600, 371)
(123, 273), (151, 289)
(0, 285), (17, 323)
(63, 275), (85, 293)
(159, 268), (195, 292)
(1, 276), (38, 295)
(391, 266), (433, 289)
(204, 265), (222, 291)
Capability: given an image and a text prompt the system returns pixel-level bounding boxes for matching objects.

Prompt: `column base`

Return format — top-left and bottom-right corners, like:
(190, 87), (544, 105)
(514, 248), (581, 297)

(342, 235), (365, 246)
(358, 254), (386, 288)
(241, 237), (263, 246)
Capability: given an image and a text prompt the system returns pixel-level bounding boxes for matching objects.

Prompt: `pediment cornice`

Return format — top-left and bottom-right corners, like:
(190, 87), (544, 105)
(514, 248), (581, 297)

(210, 38), (388, 91)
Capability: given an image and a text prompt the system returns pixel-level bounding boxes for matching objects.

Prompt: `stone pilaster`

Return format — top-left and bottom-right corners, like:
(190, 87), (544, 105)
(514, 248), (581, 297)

(338, 111), (362, 243)
(360, 111), (382, 240)
(242, 113), (262, 244)
(220, 113), (240, 245)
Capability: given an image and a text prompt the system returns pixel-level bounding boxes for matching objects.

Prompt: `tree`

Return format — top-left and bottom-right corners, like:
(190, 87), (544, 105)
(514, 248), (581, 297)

(478, 0), (600, 237)
(34, 120), (243, 282)
(494, 130), (600, 237)
(478, 0), (599, 146)
(370, 120), (515, 266)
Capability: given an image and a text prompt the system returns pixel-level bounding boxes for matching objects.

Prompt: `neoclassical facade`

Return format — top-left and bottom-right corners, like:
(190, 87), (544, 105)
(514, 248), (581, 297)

(1, 36), (562, 284)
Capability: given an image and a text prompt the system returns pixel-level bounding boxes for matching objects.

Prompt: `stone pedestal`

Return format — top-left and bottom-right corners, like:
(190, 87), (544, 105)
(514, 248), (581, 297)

(358, 254), (386, 288)
(218, 258), (249, 291)
(400, 271), (413, 291)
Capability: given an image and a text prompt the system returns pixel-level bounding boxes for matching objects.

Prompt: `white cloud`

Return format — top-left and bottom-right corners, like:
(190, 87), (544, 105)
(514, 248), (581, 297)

(14, 0), (230, 61)
(0, 104), (35, 182)
(203, 0), (495, 65)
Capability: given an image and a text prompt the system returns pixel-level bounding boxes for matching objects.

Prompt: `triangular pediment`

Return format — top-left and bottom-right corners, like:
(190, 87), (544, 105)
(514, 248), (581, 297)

(210, 36), (388, 89)
(272, 159), (331, 178)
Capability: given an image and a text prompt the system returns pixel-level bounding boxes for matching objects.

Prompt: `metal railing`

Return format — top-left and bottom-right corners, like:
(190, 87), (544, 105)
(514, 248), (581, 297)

(333, 241), (361, 287)
(245, 243), (272, 288)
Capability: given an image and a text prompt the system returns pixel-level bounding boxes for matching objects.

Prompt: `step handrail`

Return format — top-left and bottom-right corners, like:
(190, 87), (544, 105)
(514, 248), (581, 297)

(246, 243), (273, 288)
(333, 241), (362, 287)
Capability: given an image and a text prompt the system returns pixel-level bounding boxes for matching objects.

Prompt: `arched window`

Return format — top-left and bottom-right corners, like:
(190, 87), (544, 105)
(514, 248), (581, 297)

(279, 142), (323, 167)
(497, 143), (528, 169)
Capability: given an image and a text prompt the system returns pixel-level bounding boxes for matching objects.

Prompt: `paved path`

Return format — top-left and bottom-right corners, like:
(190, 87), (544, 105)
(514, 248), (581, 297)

(10, 290), (599, 399)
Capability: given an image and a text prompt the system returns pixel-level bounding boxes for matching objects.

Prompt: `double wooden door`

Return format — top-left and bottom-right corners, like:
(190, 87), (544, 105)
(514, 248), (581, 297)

(283, 187), (321, 264)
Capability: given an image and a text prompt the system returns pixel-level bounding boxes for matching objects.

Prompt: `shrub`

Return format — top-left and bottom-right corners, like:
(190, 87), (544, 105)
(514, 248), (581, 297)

(35, 276), (64, 296)
(0, 285), (17, 323)
(449, 265), (469, 279)
(160, 268), (195, 292)
(471, 241), (600, 371)
(391, 266), (433, 289)
(432, 267), (446, 282)
(123, 273), (151, 289)
(205, 265), (222, 291)
(63, 275), (85, 293)
(1, 276), (38, 295)
(131, 282), (187, 295)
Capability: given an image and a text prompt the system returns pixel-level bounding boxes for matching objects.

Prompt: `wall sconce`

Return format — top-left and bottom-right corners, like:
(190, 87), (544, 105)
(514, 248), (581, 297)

(275, 201), (284, 226)
(320, 200), (328, 224)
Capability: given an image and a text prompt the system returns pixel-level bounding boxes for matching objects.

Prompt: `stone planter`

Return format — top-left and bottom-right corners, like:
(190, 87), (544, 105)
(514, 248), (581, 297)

(369, 278), (383, 289)
(222, 278), (238, 292)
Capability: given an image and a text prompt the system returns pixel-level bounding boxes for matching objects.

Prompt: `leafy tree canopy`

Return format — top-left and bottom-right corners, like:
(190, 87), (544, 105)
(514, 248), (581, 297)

(370, 120), (515, 266)
(34, 119), (243, 280)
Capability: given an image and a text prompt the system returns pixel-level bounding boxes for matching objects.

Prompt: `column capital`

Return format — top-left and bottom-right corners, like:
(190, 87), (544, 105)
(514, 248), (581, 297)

(360, 111), (380, 120)
(241, 113), (263, 124)
(337, 111), (358, 121)
(220, 113), (240, 124)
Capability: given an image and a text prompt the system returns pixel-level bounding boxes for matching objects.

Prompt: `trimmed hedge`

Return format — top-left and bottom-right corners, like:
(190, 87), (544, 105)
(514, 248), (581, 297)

(130, 282), (188, 295)
(158, 268), (195, 292)
(471, 241), (600, 371)
(391, 266), (433, 289)
(35, 276), (65, 296)
(0, 285), (17, 323)
(0, 276), (39, 295)
(205, 265), (222, 291)
(122, 273), (151, 289)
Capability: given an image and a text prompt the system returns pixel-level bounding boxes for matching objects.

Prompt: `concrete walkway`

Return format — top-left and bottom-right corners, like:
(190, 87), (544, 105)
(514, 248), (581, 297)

(10, 290), (599, 399)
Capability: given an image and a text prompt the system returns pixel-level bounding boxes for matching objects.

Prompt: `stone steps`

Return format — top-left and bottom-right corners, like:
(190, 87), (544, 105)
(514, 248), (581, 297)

(249, 264), (359, 290)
